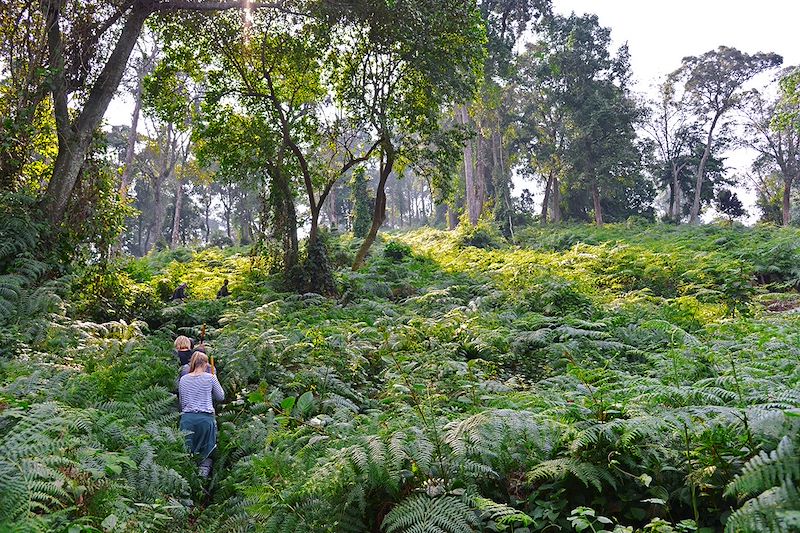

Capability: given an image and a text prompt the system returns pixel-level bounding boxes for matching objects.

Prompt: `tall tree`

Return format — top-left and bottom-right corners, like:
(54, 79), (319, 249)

(459, 0), (551, 229)
(331, 0), (487, 269)
(669, 46), (782, 224)
(33, 0), (294, 226)
(119, 40), (158, 200)
(511, 39), (571, 224)
(741, 77), (800, 226)
(642, 81), (699, 222)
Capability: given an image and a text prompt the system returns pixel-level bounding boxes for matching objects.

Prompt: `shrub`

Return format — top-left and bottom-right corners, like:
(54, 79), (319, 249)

(454, 215), (506, 250)
(384, 240), (412, 261)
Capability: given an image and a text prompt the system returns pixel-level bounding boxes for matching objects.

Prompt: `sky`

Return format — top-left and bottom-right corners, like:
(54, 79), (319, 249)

(552, 0), (800, 91)
(105, 0), (800, 221)
(536, 0), (800, 221)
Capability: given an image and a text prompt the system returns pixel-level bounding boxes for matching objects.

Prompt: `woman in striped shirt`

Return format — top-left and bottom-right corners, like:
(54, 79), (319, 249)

(179, 351), (224, 478)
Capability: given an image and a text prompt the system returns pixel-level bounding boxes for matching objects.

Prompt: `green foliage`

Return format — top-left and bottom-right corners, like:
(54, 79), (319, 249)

(715, 189), (746, 222)
(455, 214), (507, 249)
(351, 167), (373, 239)
(70, 265), (161, 323)
(724, 434), (800, 532)
(384, 241), (413, 261)
(4, 223), (800, 532)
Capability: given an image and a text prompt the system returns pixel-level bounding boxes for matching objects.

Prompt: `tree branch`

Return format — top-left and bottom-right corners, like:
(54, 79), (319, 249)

(154, 0), (297, 13)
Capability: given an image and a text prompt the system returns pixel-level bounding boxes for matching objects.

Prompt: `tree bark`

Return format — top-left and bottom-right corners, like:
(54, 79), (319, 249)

(272, 167), (298, 271)
(541, 172), (553, 224)
(460, 105), (481, 225)
(667, 179), (675, 220)
(204, 188), (211, 243)
(551, 176), (561, 223)
(447, 206), (458, 229)
(353, 146), (394, 270)
(670, 163), (682, 222)
(224, 187), (232, 240)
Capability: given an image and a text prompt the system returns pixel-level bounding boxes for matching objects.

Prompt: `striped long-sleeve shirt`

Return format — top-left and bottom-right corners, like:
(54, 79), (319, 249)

(179, 373), (225, 414)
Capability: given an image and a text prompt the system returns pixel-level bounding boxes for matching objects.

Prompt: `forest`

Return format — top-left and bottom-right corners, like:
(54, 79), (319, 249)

(1, 0), (799, 532)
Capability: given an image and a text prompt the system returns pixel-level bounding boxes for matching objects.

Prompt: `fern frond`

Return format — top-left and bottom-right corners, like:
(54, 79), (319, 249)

(726, 436), (800, 499)
(382, 494), (477, 533)
(528, 458), (616, 492)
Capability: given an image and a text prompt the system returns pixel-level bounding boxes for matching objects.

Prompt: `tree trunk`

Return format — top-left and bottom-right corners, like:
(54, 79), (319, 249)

(204, 192), (211, 244)
(475, 131), (489, 223)
(670, 164), (682, 222)
(551, 176), (561, 223)
(353, 147), (394, 270)
(224, 188), (232, 239)
(592, 180), (603, 226)
(541, 172), (553, 224)
(460, 105), (481, 225)
(119, 57), (150, 199)
(309, 205), (321, 247)
(447, 205), (458, 229)
(41, 2), (151, 225)
(689, 112), (721, 224)
(147, 177), (167, 252)
(170, 179), (184, 249)
(111, 79), (145, 256)
(783, 177), (793, 226)
(327, 186), (338, 228)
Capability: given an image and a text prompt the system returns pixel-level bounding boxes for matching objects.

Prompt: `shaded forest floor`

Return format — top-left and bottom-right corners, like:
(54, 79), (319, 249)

(1, 222), (799, 532)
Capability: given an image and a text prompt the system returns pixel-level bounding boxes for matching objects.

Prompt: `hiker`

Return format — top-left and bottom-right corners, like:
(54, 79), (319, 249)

(174, 335), (193, 366)
(178, 351), (224, 478)
(216, 279), (229, 299)
(175, 336), (207, 366)
(170, 282), (187, 301)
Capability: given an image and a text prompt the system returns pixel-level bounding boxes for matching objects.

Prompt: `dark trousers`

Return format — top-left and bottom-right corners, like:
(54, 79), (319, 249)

(179, 412), (217, 460)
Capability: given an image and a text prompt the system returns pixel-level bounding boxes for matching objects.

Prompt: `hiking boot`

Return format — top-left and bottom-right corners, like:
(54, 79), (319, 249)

(198, 458), (212, 478)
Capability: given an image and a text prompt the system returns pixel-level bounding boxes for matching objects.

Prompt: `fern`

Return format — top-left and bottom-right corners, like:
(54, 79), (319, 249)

(382, 494), (478, 533)
(0, 403), (81, 521)
(529, 458), (617, 492)
(725, 435), (800, 532)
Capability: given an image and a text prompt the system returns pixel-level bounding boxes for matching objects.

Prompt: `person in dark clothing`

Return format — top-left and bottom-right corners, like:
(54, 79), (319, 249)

(174, 335), (193, 366)
(171, 282), (187, 301)
(216, 279), (229, 299)
(174, 336), (207, 366)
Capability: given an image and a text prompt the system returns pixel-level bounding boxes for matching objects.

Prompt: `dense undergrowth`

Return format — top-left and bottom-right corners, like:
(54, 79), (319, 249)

(1, 220), (799, 532)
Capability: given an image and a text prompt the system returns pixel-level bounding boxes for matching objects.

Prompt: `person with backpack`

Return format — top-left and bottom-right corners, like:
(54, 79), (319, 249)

(216, 279), (230, 299)
(178, 351), (224, 478)
(170, 282), (188, 301)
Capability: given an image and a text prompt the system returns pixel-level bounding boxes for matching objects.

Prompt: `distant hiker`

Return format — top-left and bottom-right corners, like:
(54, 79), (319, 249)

(171, 282), (188, 301)
(216, 279), (229, 299)
(179, 351), (224, 478)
